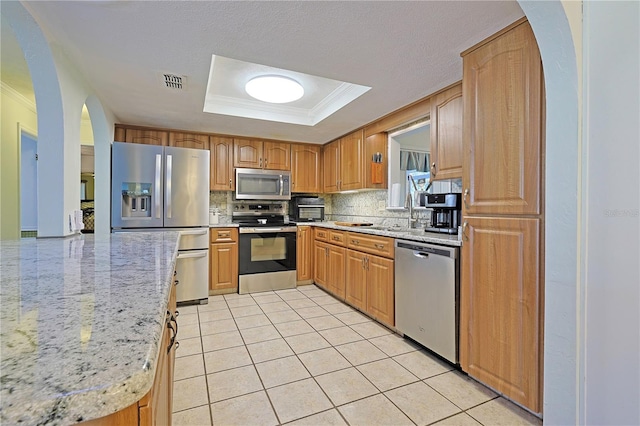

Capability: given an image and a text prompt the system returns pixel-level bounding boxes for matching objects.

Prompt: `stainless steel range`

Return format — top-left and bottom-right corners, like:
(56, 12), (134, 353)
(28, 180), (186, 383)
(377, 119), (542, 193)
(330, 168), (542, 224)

(232, 202), (297, 294)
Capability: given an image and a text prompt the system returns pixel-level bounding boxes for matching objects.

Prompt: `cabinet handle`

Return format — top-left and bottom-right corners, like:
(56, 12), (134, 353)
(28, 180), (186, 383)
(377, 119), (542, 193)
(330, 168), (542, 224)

(431, 162), (436, 172)
(265, 159), (268, 167)
(374, 243), (384, 250)
(174, 279), (180, 286)
(332, 236), (341, 241)
(325, 247), (329, 257)
(229, 178), (232, 188)
(174, 310), (180, 317)
(463, 188), (469, 207)
(365, 257), (370, 270)
(361, 257), (366, 269)
(260, 158), (263, 167)
(462, 221), (469, 241)
(351, 239), (360, 245)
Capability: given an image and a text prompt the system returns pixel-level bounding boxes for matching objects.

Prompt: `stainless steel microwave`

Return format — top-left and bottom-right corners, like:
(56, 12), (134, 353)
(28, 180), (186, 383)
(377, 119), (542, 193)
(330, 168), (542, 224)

(235, 168), (291, 200)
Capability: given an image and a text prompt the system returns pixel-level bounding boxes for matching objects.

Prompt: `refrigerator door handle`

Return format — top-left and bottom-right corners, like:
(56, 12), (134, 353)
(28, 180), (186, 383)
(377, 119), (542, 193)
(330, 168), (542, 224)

(155, 154), (162, 218)
(166, 154), (172, 219)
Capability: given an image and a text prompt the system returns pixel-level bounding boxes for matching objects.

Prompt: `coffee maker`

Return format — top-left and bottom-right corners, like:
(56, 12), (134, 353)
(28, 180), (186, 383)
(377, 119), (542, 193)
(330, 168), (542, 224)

(424, 193), (461, 234)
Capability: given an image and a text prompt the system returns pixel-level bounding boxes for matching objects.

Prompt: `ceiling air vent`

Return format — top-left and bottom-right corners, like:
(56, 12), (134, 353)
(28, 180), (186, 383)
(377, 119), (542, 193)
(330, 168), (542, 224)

(161, 73), (187, 90)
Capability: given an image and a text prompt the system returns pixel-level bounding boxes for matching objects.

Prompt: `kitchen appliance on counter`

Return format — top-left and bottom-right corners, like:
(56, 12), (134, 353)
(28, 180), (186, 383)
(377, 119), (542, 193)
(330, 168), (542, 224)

(232, 202), (297, 294)
(424, 193), (461, 234)
(395, 239), (460, 364)
(111, 142), (210, 305)
(235, 168), (291, 200)
(289, 196), (325, 222)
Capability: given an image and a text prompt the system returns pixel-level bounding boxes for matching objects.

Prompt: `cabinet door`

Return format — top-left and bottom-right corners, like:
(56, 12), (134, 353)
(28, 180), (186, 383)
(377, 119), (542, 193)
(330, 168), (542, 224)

(460, 216), (541, 413)
(364, 133), (387, 189)
(297, 226), (313, 282)
(313, 241), (329, 289)
(340, 130), (364, 191)
(210, 136), (234, 190)
(431, 83), (463, 180)
(366, 255), (395, 327)
(234, 139), (262, 168)
(345, 249), (366, 310)
(322, 140), (341, 193)
(210, 242), (239, 291)
(124, 128), (168, 146)
(291, 144), (322, 193)
(327, 245), (346, 299)
(462, 21), (542, 215)
(169, 132), (209, 150)
(263, 141), (291, 170)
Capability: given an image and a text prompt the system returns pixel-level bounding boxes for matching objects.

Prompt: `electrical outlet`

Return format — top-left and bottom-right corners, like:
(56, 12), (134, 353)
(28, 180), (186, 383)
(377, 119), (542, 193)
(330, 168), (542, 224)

(378, 200), (386, 211)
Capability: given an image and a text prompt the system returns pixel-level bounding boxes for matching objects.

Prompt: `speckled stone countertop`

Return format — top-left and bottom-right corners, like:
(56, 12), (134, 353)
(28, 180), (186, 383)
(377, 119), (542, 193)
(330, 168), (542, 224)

(305, 221), (462, 247)
(0, 232), (180, 425)
(209, 222), (238, 228)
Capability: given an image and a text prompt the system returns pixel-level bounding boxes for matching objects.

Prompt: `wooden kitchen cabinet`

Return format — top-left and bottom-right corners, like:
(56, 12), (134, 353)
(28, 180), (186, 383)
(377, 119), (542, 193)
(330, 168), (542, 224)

(122, 128), (169, 146)
(313, 240), (329, 290)
(233, 139), (291, 170)
(364, 133), (388, 189)
(462, 20), (542, 216)
(345, 249), (367, 311)
(297, 226), (313, 284)
(345, 244), (395, 327)
(210, 136), (234, 190)
(460, 216), (542, 412)
(169, 132), (209, 150)
(83, 278), (178, 426)
(322, 140), (341, 193)
(430, 83), (463, 180)
(209, 228), (238, 294)
(339, 130), (364, 191)
(313, 229), (346, 299)
(291, 144), (322, 193)
(460, 19), (544, 414)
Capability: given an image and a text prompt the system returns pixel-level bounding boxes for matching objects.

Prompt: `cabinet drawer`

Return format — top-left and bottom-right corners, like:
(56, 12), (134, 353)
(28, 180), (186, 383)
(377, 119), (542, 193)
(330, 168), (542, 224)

(314, 228), (330, 242)
(347, 232), (394, 259)
(328, 230), (346, 246)
(210, 228), (238, 243)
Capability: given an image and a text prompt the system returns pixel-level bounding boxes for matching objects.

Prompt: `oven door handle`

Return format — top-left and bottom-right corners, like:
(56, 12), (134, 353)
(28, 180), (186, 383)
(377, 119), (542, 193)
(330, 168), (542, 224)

(240, 227), (297, 234)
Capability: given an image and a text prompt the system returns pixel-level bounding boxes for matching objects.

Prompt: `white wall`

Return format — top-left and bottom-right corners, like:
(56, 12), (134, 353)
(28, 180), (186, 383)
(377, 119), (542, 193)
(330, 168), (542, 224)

(583, 2), (640, 424)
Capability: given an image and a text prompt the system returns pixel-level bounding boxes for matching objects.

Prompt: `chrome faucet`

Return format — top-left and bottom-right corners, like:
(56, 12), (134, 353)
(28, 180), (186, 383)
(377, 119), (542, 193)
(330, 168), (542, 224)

(406, 192), (417, 228)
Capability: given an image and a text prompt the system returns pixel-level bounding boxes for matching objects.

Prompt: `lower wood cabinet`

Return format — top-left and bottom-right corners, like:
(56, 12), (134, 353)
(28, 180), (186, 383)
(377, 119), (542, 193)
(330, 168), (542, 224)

(345, 249), (394, 327)
(460, 216), (542, 413)
(313, 239), (346, 299)
(296, 226), (313, 283)
(83, 275), (178, 426)
(209, 228), (239, 294)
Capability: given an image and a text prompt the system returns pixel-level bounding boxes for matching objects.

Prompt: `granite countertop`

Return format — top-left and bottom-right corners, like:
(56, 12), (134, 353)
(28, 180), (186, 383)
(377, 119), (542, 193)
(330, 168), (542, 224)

(305, 221), (462, 247)
(209, 222), (238, 228)
(0, 231), (180, 425)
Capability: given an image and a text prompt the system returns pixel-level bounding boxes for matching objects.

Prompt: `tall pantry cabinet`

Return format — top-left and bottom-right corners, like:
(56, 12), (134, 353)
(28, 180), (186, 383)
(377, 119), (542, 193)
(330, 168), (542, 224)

(459, 18), (544, 414)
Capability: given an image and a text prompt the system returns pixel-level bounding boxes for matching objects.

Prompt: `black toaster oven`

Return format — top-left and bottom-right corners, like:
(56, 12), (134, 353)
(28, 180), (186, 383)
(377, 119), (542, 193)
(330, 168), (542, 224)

(289, 197), (325, 222)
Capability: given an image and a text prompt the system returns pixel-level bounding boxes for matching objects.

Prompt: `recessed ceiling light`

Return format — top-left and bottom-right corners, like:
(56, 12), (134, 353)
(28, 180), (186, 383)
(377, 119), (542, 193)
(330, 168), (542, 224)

(245, 75), (304, 104)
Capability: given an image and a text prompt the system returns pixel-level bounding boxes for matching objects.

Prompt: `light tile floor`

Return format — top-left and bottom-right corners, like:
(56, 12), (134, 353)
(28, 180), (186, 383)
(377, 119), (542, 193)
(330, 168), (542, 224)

(172, 285), (542, 426)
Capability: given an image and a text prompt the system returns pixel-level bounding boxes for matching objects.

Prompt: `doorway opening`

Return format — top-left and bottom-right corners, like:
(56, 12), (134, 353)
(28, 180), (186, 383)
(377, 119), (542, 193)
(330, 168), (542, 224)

(20, 127), (37, 238)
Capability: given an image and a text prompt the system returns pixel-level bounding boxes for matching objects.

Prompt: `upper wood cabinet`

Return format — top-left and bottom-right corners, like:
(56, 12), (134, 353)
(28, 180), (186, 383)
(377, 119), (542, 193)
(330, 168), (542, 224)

(364, 133), (387, 189)
(339, 130), (364, 191)
(322, 140), (341, 193)
(460, 216), (542, 413)
(169, 132), (209, 150)
(210, 136), (234, 191)
(462, 20), (542, 215)
(233, 139), (291, 170)
(122, 128), (169, 146)
(291, 144), (322, 193)
(430, 83), (463, 180)
(323, 130), (364, 193)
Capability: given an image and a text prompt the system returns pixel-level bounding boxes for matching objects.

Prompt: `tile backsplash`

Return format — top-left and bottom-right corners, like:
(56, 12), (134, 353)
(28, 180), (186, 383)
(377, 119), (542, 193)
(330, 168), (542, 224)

(208, 178), (461, 227)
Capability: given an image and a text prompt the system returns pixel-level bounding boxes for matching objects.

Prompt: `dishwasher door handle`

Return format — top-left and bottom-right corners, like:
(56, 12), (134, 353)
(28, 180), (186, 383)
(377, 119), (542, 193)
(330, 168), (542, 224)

(413, 251), (430, 258)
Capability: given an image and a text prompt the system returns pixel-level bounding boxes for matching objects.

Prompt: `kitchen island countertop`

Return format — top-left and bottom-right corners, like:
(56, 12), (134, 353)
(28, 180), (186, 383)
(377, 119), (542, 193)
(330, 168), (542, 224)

(304, 221), (462, 247)
(0, 231), (180, 425)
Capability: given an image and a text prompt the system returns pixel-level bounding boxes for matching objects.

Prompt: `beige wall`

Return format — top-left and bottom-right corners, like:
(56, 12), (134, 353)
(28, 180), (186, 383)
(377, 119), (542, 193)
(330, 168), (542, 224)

(1, 84), (37, 239)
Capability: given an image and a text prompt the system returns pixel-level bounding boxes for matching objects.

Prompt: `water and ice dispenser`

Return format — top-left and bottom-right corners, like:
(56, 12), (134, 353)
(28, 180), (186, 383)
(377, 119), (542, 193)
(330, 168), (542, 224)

(121, 182), (152, 218)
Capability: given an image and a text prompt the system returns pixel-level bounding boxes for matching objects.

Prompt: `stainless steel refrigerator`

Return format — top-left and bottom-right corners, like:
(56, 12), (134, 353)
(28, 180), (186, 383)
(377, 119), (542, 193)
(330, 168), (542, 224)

(111, 142), (210, 305)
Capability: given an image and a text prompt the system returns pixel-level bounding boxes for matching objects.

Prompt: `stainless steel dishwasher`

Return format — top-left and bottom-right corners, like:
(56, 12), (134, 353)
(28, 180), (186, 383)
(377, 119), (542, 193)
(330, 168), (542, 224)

(395, 239), (459, 364)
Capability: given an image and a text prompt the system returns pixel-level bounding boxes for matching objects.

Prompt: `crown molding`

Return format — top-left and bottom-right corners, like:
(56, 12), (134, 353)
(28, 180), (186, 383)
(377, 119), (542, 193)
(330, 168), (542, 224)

(1, 82), (36, 114)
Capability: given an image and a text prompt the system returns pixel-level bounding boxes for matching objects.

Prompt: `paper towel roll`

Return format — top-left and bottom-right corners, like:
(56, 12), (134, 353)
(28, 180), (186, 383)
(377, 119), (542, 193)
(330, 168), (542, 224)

(391, 183), (402, 207)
